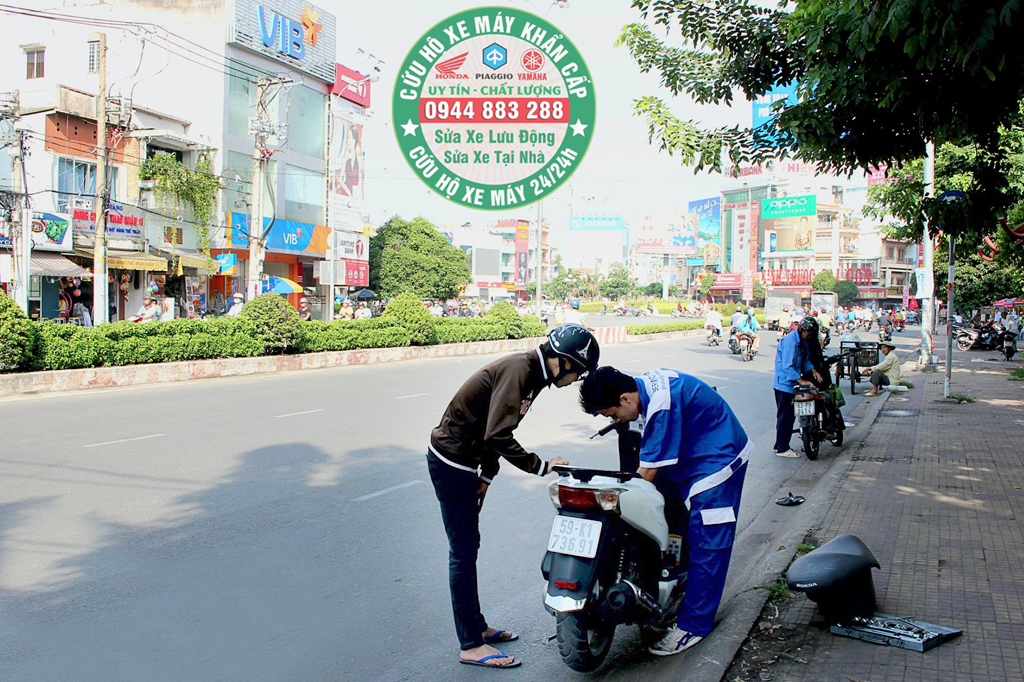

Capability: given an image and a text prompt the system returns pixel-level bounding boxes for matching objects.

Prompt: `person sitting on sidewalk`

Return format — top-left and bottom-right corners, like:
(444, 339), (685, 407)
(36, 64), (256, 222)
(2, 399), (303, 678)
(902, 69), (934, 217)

(861, 340), (901, 396)
(578, 366), (750, 656)
(772, 318), (823, 457)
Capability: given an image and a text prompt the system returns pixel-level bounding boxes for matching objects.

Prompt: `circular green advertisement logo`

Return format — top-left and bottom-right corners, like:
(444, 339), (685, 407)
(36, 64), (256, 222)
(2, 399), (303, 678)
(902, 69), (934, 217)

(393, 7), (595, 210)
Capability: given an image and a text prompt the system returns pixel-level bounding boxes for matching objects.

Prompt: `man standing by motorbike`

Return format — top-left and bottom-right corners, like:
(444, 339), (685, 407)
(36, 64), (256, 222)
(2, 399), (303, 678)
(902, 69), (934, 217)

(773, 318), (823, 457)
(428, 324), (600, 669)
(578, 366), (751, 656)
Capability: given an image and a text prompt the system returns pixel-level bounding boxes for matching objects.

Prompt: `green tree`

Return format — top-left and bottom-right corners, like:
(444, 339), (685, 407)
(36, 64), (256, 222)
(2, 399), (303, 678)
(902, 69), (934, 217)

(369, 216), (471, 299)
(643, 281), (663, 296)
(546, 274), (570, 301)
(616, 0), (1024, 248)
(834, 279), (860, 306)
(599, 263), (635, 300)
(752, 279), (765, 302)
(698, 273), (716, 299)
(812, 270), (838, 292)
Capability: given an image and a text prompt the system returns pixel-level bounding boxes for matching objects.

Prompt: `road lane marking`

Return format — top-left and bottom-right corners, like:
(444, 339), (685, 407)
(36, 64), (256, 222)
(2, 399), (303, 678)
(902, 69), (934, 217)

(275, 409), (325, 418)
(395, 393), (428, 399)
(626, 360), (641, 363)
(351, 480), (423, 502)
(664, 354), (675, 357)
(84, 434), (165, 448)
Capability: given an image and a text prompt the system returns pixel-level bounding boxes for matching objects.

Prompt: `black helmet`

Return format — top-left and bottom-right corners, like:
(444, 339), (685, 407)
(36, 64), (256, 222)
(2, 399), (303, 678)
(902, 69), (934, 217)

(798, 316), (819, 333)
(547, 323), (600, 374)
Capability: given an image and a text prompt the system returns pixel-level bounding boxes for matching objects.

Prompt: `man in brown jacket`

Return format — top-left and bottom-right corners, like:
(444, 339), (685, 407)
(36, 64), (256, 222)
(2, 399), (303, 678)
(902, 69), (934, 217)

(428, 324), (600, 669)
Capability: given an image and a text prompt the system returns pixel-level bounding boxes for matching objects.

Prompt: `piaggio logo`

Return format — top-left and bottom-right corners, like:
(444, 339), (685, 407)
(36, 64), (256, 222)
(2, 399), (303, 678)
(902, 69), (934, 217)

(434, 53), (469, 80)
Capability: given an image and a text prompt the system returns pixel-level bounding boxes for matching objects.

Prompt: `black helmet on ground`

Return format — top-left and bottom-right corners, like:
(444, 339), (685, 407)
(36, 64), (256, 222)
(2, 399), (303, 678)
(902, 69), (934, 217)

(546, 323), (600, 377)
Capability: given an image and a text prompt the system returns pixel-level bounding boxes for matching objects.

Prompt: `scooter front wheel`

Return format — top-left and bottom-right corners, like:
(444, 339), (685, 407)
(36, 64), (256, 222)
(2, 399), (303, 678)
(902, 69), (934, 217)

(556, 611), (615, 673)
(956, 338), (973, 352)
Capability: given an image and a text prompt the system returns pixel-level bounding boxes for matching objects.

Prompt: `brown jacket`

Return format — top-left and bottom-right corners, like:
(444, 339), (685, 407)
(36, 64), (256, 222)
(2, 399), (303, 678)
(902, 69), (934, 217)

(430, 348), (551, 482)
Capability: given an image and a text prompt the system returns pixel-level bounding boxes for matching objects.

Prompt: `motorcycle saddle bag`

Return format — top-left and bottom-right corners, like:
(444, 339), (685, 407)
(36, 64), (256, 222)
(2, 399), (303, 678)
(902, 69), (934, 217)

(786, 534), (880, 624)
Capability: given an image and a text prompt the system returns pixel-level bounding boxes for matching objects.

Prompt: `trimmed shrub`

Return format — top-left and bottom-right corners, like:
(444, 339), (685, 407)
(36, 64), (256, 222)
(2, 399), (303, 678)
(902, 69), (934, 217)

(382, 292), (437, 345)
(0, 290), (36, 371)
(625, 320), (705, 335)
(484, 301), (525, 338)
(298, 318), (411, 352)
(237, 293), (302, 354)
(520, 314), (548, 337)
(433, 318), (508, 344)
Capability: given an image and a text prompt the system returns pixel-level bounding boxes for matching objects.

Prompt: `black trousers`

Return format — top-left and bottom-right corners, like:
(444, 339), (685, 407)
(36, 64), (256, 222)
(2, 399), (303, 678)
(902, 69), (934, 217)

(426, 453), (488, 650)
(774, 389), (796, 452)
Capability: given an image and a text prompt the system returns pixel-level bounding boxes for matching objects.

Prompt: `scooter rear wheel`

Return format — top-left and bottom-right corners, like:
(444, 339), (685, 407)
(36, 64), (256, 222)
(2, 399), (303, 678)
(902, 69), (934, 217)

(802, 427), (820, 460)
(956, 338), (973, 352)
(556, 611), (614, 672)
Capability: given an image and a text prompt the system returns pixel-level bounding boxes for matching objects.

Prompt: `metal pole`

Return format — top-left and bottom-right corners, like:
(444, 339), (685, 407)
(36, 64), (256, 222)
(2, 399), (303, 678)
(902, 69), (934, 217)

(944, 236), (955, 397)
(10, 89), (29, 313)
(92, 32), (109, 324)
(535, 198), (544, 319)
(248, 80), (267, 302)
(920, 140), (935, 366)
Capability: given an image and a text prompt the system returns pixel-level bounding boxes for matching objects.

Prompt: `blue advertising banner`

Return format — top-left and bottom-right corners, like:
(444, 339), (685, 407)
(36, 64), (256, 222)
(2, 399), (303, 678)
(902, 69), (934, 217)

(569, 216), (626, 231)
(687, 197), (722, 266)
(753, 82), (798, 130)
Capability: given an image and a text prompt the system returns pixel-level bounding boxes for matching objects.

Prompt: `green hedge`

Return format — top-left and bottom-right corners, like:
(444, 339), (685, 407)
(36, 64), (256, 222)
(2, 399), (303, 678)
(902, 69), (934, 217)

(625, 321), (706, 335)
(0, 289), (549, 374)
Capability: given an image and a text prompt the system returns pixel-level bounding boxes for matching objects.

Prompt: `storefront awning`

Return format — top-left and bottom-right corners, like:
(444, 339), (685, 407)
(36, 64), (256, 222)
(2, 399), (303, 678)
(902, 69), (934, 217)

(29, 252), (93, 278)
(153, 248), (211, 270)
(75, 249), (168, 271)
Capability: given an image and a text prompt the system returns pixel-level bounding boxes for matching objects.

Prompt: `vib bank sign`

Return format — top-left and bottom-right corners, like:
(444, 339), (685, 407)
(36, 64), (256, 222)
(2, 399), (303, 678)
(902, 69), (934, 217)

(230, 0), (337, 82)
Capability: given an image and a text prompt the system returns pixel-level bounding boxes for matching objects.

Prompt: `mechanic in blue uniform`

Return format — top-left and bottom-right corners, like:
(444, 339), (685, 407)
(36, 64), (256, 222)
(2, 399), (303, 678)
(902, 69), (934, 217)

(579, 366), (751, 656)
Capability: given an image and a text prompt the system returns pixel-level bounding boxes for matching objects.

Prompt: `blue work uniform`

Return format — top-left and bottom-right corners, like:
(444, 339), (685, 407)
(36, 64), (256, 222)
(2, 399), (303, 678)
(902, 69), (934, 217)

(635, 369), (750, 637)
(771, 330), (814, 452)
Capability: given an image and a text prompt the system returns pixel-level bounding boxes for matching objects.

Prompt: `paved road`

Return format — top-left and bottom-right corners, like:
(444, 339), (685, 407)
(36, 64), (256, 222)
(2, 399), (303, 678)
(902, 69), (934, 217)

(0, 328), (914, 681)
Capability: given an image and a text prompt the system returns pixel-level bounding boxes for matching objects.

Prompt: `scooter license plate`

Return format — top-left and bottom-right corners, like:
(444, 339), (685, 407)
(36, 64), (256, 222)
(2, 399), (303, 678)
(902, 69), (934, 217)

(548, 516), (602, 559)
(795, 400), (816, 416)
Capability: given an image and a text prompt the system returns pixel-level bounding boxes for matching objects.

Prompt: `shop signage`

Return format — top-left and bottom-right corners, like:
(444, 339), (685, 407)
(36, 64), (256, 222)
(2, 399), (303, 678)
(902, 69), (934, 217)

(393, 7), (595, 210)
(229, 0), (336, 83)
(742, 271), (754, 300)
(228, 212), (331, 256)
(476, 280), (516, 290)
(761, 195), (816, 220)
(844, 267), (874, 285)
(333, 232), (368, 261)
(332, 63), (371, 107)
(903, 284), (910, 307)
(514, 219), (529, 286)
(914, 267), (934, 299)
(761, 268), (815, 286)
(859, 288), (887, 299)
(0, 211), (73, 252)
(215, 253), (238, 276)
(72, 205), (145, 245)
(340, 258), (368, 286)
(712, 273), (744, 288)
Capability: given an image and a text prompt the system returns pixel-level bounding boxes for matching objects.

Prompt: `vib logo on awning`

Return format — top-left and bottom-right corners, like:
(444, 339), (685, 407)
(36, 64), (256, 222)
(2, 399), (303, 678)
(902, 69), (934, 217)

(257, 5), (323, 60)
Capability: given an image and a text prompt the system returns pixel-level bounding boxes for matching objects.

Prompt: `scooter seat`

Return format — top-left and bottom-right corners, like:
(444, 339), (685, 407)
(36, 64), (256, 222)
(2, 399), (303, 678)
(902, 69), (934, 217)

(786, 535), (880, 624)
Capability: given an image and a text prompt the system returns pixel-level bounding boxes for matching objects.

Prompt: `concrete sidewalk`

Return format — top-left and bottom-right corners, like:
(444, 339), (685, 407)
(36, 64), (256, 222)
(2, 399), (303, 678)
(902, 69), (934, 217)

(725, 347), (1024, 682)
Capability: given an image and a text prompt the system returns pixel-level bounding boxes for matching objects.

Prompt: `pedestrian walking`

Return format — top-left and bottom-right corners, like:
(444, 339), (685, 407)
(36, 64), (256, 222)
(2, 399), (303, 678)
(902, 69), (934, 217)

(427, 324), (600, 669)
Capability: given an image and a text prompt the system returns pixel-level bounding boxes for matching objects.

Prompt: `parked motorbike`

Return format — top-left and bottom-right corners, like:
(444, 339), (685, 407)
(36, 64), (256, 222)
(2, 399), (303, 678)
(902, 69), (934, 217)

(706, 325), (721, 346)
(794, 381), (844, 460)
(543, 464), (685, 672)
(956, 324), (1001, 352)
(999, 328), (1018, 361)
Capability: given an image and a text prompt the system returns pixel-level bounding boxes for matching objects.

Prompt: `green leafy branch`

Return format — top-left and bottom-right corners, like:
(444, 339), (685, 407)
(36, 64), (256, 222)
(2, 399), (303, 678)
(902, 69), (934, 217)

(140, 153), (221, 263)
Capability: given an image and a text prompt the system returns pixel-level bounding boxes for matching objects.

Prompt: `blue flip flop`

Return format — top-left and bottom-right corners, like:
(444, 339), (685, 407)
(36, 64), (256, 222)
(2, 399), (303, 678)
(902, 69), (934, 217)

(460, 650), (521, 669)
(483, 629), (519, 644)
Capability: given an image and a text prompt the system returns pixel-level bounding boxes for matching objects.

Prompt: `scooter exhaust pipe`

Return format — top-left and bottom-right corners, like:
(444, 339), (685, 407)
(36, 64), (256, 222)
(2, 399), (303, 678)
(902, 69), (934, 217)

(605, 580), (663, 621)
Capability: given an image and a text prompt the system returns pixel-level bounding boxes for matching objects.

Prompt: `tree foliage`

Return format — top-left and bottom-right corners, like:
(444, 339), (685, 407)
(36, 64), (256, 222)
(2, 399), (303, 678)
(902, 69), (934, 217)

(812, 270), (838, 292)
(644, 281), (663, 296)
(699, 272), (716, 299)
(599, 263), (636, 300)
(617, 0), (1024, 246)
(833, 279), (860, 306)
(369, 216), (472, 299)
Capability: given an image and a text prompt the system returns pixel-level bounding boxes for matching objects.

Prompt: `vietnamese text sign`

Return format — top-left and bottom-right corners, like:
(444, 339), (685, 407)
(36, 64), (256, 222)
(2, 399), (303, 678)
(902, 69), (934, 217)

(761, 195), (816, 220)
(393, 8), (595, 210)
(634, 213), (699, 255)
(0, 211), (72, 252)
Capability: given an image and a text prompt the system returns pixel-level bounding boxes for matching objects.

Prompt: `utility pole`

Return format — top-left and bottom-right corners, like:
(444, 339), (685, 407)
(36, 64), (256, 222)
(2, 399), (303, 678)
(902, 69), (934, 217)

(6, 89), (30, 314)
(920, 141), (935, 366)
(247, 77), (289, 301)
(535, 198), (544, 320)
(92, 32), (109, 324)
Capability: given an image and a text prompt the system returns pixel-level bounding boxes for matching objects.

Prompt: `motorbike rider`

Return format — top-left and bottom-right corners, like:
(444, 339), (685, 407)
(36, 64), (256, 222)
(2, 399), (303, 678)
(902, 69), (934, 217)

(728, 308), (744, 344)
(735, 307), (761, 353)
(777, 306), (792, 334)
(773, 318), (824, 457)
(878, 309), (892, 335)
(799, 317), (843, 431)
(564, 299), (594, 331)
(705, 306), (723, 339)
(428, 324), (600, 669)
(579, 366), (750, 656)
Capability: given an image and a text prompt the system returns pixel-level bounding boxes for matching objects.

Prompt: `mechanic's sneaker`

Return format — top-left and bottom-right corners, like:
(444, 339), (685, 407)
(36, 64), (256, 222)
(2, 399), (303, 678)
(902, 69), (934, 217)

(648, 626), (702, 656)
(775, 449), (800, 458)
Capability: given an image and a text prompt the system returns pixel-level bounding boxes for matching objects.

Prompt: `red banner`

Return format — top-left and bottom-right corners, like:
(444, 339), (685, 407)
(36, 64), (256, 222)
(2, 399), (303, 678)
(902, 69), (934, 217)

(748, 199), (761, 273)
(341, 259), (369, 286)
(515, 220), (530, 287)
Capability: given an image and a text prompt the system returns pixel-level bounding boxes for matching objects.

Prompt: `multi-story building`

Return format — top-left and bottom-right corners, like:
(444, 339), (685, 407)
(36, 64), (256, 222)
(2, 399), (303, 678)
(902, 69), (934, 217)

(0, 0), (373, 321)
